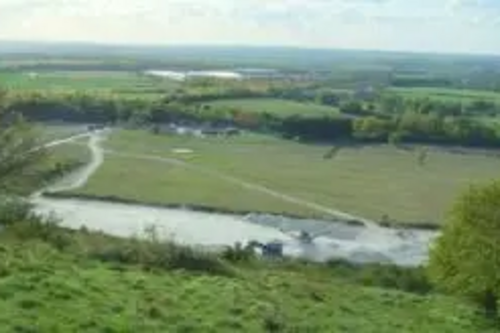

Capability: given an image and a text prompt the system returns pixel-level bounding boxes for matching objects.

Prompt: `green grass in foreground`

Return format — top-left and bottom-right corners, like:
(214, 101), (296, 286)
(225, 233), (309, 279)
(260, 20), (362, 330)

(0, 217), (493, 333)
(85, 129), (500, 225)
(206, 98), (340, 117)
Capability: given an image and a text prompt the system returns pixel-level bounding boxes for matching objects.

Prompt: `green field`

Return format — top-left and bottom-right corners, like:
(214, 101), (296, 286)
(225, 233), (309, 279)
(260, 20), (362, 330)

(0, 71), (178, 97)
(206, 98), (340, 117)
(71, 153), (321, 217)
(390, 87), (500, 103)
(65, 129), (500, 225)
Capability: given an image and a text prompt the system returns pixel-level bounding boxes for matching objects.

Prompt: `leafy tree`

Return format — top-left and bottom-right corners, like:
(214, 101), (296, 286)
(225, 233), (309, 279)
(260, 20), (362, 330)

(340, 101), (365, 115)
(378, 94), (404, 114)
(352, 116), (392, 141)
(0, 89), (46, 194)
(387, 131), (403, 146)
(467, 100), (497, 116)
(428, 181), (500, 319)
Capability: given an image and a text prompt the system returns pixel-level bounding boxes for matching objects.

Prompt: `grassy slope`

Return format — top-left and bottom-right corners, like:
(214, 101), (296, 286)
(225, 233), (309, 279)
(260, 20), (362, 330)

(0, 236), (492, 333)
(206, 98), (340, 117)
(70, 130), (500, 225)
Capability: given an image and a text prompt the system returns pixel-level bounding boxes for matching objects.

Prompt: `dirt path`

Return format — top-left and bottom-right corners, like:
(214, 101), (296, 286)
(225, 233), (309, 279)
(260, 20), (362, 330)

(104, 149), (378, 228)
(33, 130), (108, 197)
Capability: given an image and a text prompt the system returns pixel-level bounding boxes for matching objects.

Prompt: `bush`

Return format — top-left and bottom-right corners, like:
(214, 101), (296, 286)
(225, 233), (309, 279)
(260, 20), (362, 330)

(0, 197), (75, 252)
(7, 219), (73, 250)
(88, 229), (233, 276)
(0, 197), (36, 226)
(326, 259), (432, 294)
(221, 242), (256, 263)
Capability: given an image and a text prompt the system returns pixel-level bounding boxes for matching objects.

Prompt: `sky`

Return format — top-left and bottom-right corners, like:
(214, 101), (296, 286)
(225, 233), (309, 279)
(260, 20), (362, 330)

(1, 0), (500, 54)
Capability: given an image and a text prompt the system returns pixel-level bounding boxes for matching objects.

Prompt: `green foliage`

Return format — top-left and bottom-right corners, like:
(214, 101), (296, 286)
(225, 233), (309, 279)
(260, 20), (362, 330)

(428, 181), (500, 317)
(326, 260), (433, 294)
(0, 108), (46, 194)
(388, 131), (404, 145)
(340, 100), (367, 115)
(0, 197), (35, 226)
(0, 198), (74, 252)
(88, 227), (232, 277)
(221, 242), (257, 263)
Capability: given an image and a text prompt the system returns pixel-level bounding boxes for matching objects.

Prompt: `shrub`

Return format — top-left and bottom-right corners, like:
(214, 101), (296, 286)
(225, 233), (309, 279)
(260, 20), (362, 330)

(88, 228), (233, 276)
(0, 197), (36, 226)
(0, 197), (74, 250)
(326, 259), (432, 294)
(4, 217), (74, 251)
(221, 242), (256, 263)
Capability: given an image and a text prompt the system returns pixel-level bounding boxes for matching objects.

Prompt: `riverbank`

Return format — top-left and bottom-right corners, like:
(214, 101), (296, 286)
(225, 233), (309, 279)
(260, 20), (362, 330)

(43, 192), (365, 226)
(43, 191), (440, 231)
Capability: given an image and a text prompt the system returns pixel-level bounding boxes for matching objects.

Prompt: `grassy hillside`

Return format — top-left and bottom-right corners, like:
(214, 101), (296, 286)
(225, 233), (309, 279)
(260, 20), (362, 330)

(206, 98), (340, 117)
(66, 129), (500, 226)
(0, 217), (493, 333)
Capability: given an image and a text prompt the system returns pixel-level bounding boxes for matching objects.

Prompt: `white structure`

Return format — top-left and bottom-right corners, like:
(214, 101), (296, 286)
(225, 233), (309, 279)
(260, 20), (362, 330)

(144, 69), (243, 81)
(144, 70), (187, 81)
(144, 68), (280, 81)
(187, 70), (243, 80)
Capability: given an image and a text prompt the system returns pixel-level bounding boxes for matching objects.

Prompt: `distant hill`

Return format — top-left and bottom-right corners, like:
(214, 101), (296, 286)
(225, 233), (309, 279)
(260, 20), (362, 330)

(2, 41), (500, 74)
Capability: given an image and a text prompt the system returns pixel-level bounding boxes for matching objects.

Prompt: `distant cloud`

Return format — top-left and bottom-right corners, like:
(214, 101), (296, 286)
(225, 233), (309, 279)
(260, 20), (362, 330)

(0, 0), (499, 54)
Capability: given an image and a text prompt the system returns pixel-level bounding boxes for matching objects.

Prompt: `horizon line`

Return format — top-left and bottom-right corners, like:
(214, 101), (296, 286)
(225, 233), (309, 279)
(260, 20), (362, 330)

(1, 39), (500, 58)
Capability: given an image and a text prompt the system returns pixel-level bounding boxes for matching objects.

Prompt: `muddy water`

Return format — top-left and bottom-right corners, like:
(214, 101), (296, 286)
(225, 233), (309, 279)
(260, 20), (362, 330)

(32, 130), (438, 266)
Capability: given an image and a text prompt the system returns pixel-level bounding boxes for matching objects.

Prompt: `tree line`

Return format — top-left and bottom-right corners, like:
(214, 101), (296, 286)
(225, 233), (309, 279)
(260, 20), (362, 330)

(2, 89), (500, 148)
